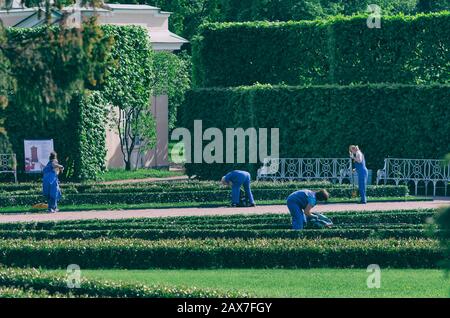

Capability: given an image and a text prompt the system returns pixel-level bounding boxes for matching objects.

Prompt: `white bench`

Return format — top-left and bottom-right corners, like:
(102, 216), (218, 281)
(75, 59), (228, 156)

(257, 158), (352, 184)
(376, 158), (450, 196)
(0, 154), (17, 183)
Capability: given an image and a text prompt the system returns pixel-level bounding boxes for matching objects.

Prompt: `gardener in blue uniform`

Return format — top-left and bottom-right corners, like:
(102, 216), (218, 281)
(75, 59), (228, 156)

(221, 170), (256, 207)
(42, 152), (64, 213)
(286, 189), (329, 230)
(349, 145), (368, 204)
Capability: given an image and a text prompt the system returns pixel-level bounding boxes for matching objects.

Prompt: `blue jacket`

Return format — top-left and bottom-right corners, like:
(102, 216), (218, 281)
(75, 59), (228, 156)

(287, 190), (317, 209)
(223, 170), (251, 185)
(42, 162), (61, 200)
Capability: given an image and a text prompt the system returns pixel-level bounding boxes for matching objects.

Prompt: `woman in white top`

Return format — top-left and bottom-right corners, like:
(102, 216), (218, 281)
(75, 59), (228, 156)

(349, 145), (368, 204)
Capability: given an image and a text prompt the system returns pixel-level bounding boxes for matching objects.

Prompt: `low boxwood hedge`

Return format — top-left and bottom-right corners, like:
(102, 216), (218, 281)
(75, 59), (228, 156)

(0, 185), (410, 207)
(0, 267), (248, 298)
(0, 210), (435, 231)
(0, 228), (435, 240)
(0, 238), (441, 269)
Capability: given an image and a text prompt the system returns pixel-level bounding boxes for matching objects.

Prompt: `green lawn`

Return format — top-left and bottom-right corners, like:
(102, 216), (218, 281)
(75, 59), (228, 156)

(52, 269), (449, 298)
(0, 196), (431, 214)
(99, 168), (184, 182)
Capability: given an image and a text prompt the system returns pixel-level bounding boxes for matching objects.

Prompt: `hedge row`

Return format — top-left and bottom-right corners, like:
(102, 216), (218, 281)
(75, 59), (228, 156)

(0, 286), (65, 298)
(40, 212), (434, 231)
(0, 180), (335, 194)
(0, 186), (409, 207)
(180, 84), (450, 179)
(193, 12), (450, 87)
(1, 182), (408, 197)
(0, 267), (247, 298)
(0, 238), (441, 269)
(0, 228), (435, 241)
(0, 210), (434, 231)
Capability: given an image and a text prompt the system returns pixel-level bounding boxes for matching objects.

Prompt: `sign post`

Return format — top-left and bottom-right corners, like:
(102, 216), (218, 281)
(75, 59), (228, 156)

(24, 139), (54, 173)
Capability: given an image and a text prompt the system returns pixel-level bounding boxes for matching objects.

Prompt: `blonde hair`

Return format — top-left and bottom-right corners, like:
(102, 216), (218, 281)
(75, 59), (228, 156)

(349, 145), (360, 152)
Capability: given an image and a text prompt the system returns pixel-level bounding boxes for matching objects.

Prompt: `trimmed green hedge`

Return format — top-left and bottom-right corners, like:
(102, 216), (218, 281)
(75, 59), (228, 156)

(0, 286), (67, 298)
(0, 185), (408, 206)
(0, 267), (247, 298)
(181, 84), (450, 179)
(435, 206), (450, 269)
(0, 180), (342, 193)
(0, 228), (434, 240)
(67, 91), (108, 181)
(0, 209), (432, 231)
(0, 238), (441, 269)
(193, 12), (450, 87)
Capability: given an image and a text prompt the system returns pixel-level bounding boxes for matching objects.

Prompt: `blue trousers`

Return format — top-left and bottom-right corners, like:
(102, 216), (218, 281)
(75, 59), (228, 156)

(46, 196), (58, 211)
(357, 169), (368, 203)
(287, 200), (307, 230)
(231, 177), (255, 205)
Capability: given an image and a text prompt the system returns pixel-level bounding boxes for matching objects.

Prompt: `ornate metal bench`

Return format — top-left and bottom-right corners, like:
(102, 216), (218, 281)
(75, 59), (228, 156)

(257, 158), (352, 184)
(376, 158), (450, 196)
(0, 154), (17, 183)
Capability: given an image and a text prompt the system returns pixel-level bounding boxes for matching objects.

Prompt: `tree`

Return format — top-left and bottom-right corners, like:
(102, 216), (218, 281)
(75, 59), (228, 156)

(0, 1), (112, 169)
(101, 26), (155, 171)
(152, 51), (191, 130)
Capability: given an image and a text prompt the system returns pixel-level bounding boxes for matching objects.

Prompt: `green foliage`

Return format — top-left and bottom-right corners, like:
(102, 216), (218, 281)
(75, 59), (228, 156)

(0, 209), (432, 230)
(0, 237), (440, 268)
(435, 207), (450, 270)
(0, 228), (433, 240)
(106, 1), (444, 40)
(0, 182), (408, 206)
(192, 12), (450, 87)
(0, 180), (407, 193)
(0, 209), (436, 240)
(181, 84), (450, 179)
(100, 25), (155, 170)
(67, 91), (107, 180)
(0, 267), (247, 298)
(153, 51), (191, 130)
(0, 25), (12, 110)
(416, 0), (450, 12)
(2, 25), (153, 180)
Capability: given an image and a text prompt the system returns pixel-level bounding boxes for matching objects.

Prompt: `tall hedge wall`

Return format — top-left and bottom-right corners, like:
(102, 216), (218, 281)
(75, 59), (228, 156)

(180, 84), (450, 180)
(4, 25), (152, 181)
(192, 12), (450, 87)
(68, 91), (107, 181)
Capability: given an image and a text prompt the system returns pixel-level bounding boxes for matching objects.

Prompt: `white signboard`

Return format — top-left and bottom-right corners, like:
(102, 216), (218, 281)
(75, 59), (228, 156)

(24, 139), (54, 173)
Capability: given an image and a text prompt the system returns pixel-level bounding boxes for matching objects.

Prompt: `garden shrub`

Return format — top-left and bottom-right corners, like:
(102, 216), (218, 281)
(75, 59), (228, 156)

(0, 209), (432, 230)
(0, 238), (441, 269)
(192, 12), (450, 87)
(180, 84), (450, 179)
(435, 207), (450, 270)
(3, 25), (153, 181)
(0, 185), (409, 206)
(0, 267), (247, 298)
(0, 228), (433, 240)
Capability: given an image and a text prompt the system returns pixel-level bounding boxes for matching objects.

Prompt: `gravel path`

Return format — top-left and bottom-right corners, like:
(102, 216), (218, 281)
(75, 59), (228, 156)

(0, 199), (448, 223)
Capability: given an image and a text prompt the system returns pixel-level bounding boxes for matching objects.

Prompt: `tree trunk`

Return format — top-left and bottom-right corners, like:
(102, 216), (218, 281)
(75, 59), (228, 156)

(125, 159), (131, 171)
